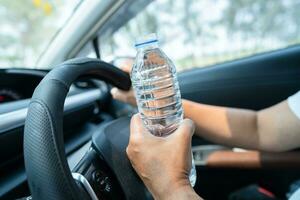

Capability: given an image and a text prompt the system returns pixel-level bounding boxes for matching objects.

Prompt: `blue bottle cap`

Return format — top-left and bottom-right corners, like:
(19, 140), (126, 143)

(135, 33), (158, 48)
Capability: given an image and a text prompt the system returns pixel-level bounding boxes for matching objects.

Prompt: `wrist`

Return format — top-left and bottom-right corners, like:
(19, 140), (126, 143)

(152, 179), (201, 200)
(169, 185), (202, 200)
(156, 185), (201, 200)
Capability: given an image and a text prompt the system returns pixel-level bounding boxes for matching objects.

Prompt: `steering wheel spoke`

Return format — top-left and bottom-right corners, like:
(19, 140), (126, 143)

(72, 148), (124, 199)
(72, 173), (98, 200)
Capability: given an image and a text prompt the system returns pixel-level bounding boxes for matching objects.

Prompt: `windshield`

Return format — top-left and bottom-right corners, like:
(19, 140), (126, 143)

(98, 0), (300, 72)
(0, 0), (82, 69)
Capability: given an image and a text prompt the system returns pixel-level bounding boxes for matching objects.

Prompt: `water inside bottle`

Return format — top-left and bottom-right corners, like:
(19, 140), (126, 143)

(131, 33), (196, 186)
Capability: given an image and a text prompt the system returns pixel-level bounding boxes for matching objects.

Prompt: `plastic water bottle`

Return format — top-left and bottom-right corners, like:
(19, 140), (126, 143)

(131, 34), (196, 187)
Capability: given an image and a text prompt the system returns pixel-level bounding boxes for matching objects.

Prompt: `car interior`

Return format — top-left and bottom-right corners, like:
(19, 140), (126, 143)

(1, 0), (300, 199)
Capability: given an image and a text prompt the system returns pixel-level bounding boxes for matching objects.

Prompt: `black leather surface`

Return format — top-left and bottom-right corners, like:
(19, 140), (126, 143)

(92, 117), (152, 200)
(24, 58), (131, 200)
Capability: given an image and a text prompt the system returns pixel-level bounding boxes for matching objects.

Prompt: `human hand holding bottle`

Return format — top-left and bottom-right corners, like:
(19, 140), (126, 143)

(127, 114), (202, 200)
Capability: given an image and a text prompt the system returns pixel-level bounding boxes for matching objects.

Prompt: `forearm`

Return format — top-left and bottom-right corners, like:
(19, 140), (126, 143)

(182, 99), (260, 150)
(183, 99), (300, 152)
(256, 101), (300, 152)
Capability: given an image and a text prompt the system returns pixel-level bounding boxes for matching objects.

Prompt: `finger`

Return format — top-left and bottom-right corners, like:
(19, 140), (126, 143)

(111, 87), (128, 102)
(172, 118), (195, 143)
(111, 87), (137, 107)
(130, 114), (157, 139)
(130, 114), (147, 140)
(120, 64), (132, 74)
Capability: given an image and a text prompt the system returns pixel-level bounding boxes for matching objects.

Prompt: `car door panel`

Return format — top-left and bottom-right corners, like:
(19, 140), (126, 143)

(179, 46), (300, 110)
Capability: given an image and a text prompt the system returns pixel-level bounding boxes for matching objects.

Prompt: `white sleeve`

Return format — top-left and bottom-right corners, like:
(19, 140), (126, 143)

(288, 91), (300, 120)
(290, 188), (300, 200)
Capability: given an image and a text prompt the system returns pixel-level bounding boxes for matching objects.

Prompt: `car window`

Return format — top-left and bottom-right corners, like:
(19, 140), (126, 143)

(0, 0), (82, 68)
(99, 0), (300, 72)
(76, 41), (98, 59)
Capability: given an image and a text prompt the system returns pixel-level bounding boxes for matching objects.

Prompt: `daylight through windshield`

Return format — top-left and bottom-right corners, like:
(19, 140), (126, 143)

(0, 0), (82, 68)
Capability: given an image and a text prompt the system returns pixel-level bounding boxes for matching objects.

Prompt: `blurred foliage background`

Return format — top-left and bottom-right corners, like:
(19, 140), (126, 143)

(1, 0), (300, 71)
(100, 0), (300, 71)
(0, 0), (80, 67)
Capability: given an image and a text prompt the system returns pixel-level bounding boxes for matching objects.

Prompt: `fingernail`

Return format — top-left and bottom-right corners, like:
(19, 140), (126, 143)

(110, 87), (118, 96)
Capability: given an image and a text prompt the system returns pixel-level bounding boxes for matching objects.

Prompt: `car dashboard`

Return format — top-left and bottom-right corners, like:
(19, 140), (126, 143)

(0, 69), (47, 104)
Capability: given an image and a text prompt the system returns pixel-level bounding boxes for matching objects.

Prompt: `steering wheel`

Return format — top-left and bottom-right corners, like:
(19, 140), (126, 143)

(24, 58), (150, 200)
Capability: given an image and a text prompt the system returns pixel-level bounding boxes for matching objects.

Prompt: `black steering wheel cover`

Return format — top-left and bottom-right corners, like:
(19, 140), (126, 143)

(24, 58), (131, 200)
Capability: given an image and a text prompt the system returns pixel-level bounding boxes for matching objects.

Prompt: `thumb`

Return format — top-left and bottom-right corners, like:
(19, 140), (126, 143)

(110, 87), (128, 102)
(172, 118), (195, 145)
(129, 114), (149, 141)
